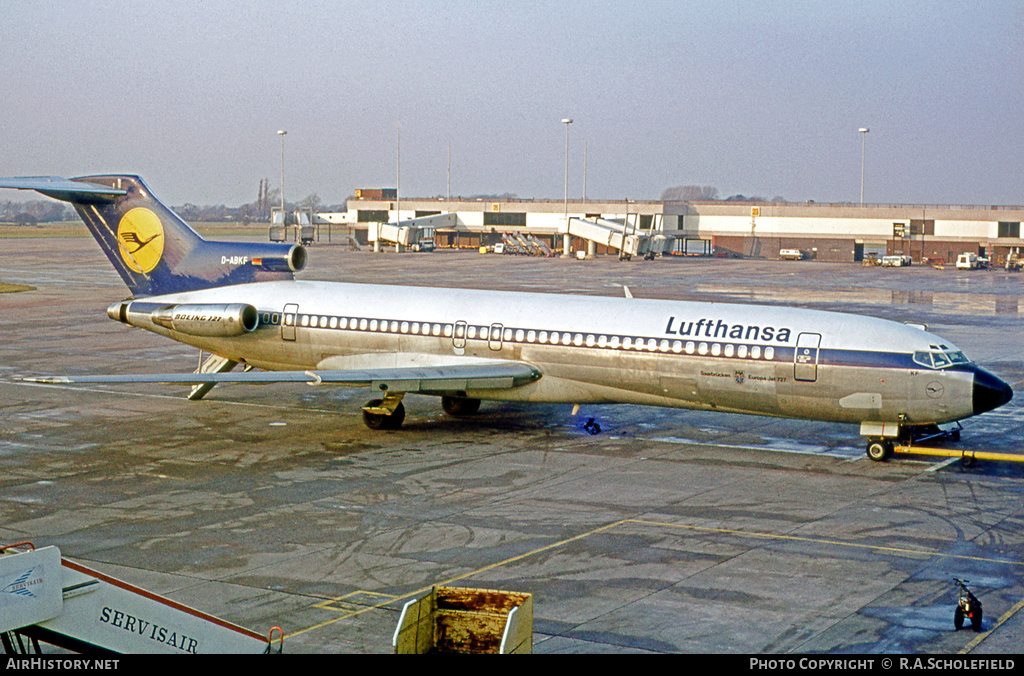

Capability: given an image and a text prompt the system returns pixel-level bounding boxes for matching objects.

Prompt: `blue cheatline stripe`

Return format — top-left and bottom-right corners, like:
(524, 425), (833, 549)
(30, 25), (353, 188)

(234, 308), (970, 375)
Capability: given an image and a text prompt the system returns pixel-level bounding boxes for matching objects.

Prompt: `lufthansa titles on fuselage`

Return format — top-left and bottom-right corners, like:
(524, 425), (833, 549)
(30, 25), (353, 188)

(665, 316), (792, 344)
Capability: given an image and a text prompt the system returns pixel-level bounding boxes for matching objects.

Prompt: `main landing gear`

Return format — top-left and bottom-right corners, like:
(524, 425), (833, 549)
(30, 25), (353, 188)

(441, 395), (481, 417)
(362, 396), (406, 430)
(361, 394), (484, 430)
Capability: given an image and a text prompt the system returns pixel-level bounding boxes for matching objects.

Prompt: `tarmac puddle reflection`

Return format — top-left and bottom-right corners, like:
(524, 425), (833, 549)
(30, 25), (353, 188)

(696, 285), (1024, 316)
(650, 434), (859, 459)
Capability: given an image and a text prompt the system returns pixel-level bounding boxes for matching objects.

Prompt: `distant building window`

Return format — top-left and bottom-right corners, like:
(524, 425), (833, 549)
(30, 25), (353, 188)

(910, 220), (934, 236)
(998, 222), (1020, 238)
(484, 212), (526, 227)
(357, 210), (389, 223)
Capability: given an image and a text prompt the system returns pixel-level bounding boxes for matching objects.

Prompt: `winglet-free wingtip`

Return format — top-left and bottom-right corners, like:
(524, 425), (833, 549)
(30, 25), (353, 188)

(22, 376), (75, 384)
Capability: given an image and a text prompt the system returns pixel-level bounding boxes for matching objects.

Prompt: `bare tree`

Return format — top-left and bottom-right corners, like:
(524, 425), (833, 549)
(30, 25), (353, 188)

(298, 193), (322, 209)
(661, 185), (720, 202)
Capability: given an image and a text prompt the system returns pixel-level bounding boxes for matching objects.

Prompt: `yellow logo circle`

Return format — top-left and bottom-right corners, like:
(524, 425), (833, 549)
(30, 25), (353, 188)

(117, 208), (164, 273)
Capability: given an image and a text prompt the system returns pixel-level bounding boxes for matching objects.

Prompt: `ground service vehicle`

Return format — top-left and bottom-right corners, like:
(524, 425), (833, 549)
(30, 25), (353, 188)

(954, 578), (983, 632)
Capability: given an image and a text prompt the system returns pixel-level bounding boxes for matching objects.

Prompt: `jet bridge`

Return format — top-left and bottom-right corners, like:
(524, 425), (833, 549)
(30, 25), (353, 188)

(561, 217), (666, 259)
(0, 543), (280, 655)
(370, 213), (455, 252)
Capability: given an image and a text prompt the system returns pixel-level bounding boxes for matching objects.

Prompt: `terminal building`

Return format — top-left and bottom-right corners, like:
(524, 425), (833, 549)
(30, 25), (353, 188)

(330, 194), (1024, 264)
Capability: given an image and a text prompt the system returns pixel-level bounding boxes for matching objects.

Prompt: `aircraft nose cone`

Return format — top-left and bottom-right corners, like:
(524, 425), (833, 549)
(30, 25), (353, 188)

(973, 367), (1013, 415)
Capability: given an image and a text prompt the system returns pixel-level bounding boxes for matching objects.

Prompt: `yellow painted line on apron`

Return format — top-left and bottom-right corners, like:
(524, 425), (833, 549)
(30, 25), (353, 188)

(285, 516), (1023, 641)
(960, 594), (1024, 654)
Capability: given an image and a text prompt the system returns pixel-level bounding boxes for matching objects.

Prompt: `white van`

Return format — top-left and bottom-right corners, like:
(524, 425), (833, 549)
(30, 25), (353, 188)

(956, 253), (979, 270)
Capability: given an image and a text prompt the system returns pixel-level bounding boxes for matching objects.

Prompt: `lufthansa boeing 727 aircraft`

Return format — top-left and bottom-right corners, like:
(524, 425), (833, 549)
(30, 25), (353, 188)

(0, 175), (1012, 461)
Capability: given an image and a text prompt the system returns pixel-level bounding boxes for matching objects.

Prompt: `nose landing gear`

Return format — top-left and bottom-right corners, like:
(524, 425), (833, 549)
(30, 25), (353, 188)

(866, 439), (894, 462)
(864, 423), (964, 462)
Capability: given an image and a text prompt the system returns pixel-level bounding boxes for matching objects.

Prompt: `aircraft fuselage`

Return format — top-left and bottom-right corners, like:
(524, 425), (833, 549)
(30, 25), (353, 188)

(113, 279), (1003, 427)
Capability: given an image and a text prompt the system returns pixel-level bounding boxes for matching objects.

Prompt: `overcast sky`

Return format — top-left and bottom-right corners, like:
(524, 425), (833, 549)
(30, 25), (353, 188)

(2, 0), (1022, 207)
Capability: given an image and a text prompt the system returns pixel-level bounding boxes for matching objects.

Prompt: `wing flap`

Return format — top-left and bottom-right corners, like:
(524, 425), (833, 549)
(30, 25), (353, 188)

(24, 361), (541, 393)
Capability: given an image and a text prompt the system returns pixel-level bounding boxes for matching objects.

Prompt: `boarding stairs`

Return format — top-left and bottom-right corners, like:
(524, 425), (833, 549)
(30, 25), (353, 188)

(0, 542), (281, 655)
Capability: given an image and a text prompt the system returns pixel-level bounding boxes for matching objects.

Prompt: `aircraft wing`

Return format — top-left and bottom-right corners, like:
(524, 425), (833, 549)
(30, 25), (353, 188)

(23, 360), (542, 393)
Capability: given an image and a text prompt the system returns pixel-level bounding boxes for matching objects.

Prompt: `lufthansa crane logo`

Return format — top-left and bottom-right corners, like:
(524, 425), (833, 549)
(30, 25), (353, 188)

(117, 207), (164, 273)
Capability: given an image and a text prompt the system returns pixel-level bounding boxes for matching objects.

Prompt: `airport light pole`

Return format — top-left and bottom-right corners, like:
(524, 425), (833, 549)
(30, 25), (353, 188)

(583, 140), (587, 203)
(277, 130), (287, 213)
(562, 118), (573, 257)
(396, 124), (401, 252)
(859, 127), (869, 205)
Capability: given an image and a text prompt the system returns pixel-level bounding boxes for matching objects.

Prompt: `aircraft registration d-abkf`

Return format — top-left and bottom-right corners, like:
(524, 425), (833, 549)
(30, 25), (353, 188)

(0, 175), (1012, 461)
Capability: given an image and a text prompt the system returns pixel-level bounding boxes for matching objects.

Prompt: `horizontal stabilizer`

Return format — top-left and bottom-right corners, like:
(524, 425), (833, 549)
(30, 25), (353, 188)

(24, 361), (542, 393)
(0, 176), (126, 203)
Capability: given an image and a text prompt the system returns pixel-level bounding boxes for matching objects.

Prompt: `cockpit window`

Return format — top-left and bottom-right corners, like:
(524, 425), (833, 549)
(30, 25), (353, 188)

(913, 350), (969, 369)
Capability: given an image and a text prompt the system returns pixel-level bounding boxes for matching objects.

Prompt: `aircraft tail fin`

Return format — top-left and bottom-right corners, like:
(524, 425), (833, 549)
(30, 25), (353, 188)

(0, 175), (306, 297)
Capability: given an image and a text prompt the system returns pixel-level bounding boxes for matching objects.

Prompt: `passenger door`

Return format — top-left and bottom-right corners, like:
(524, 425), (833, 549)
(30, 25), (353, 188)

(794, 332), (821, 382)
(282, 303), (298, 341)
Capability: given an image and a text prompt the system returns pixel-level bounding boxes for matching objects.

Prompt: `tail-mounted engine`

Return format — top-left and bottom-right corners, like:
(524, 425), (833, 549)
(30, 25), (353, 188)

(110, 301), (260, 337)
